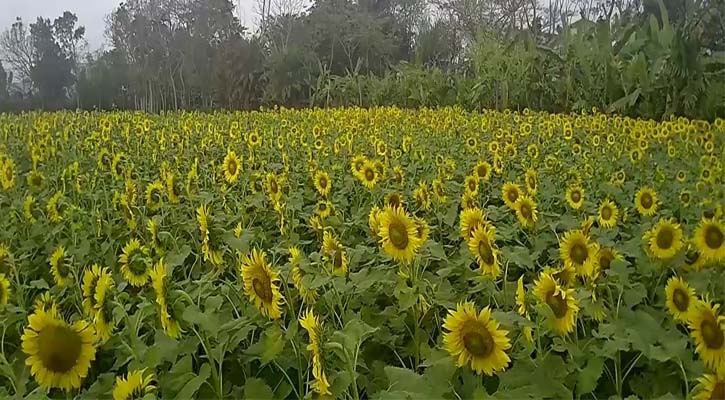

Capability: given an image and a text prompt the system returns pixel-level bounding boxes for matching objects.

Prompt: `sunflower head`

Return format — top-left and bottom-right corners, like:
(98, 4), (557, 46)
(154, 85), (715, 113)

(502, 182), (522, 209)
(560, 230), (599, 277)
(693, 371), (725, 400)
(533, 272), (579, 335)
(467, 225), (500, 278)
(322, 230), (348, 276)
(598, 199), (619, 229)
(442, 302), (511, 375)
(119, 239), (151, 287)
(474, 161), (492, 181)
(514, 196), (538, 229)
(694, 218), (725, 263)
(664, 276), (696, 323)
(112, 369), (156, 400)
(460, 207), (486, 240)
(359, 161), (379, 189)
(464, 175), (479, 195)
(313, 170), (331, 197)
(50, 245), (73, 288)
(565, 185), (584, 209)
(524, 169), (538, 194)
(0, 273), (11, 306)
(634, 187), (659, 216)
(414, 182), (431, 211)
(378, 206), (423, 264)
(240, 248), (283, 319)
(646, 218), (685, 260)
(688, 299), (725, 373)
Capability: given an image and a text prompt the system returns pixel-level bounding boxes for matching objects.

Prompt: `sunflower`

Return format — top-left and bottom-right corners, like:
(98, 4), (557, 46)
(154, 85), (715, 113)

(21, 308), (96, 391)
(378, 206), (423, 264)
(442, 302), (511, 375)
(473, 161), (492, 181)
(524, 169), (538, 195)
(385, 192), (404, 209)
(46, 191), (63, 223)
(533, 272), (579, 335)
(414, 217), (430, 243)
(222, 150), (241, 184)
(596, 247), (620, 273)
(468, 225), (500, 278)
(145, 181), (165, 211)
(560, 230), (599, 277)
(461, 192), (477, 210)
(0, 158), (15, 190)
(119, 239), (151, 287)
(81, 265), (105, 317)
(598, 199), (619, 228)
(266, 172), (283, 202)
(634, 187), (659, 216)
(514, 196), (538, 229)
(315, 200), (334, 219)
(24, 195), (38, 224)
(368, 206), (383, 240)
(565, 185), (584, 210)
(688, 299), (725, 373)
(27, 169), (44, 190)
(392, 165), (404, 185)
(693, 371), (725, 400)
(432, 178), (447, 203)
(460, 207), (486, 240)
(645, 218), (685, 260)
(240, 249), (283, 319)
(322, 231), (348, 276)
(664, 276), (696, 323)
(350, 155), (367, 178)
(165, 173), (181, 204)
(300, 309), (331, 395)
(0, 273), (10, 306)
(680, 190), (692, 207)
(414, 182), (431, 211)
(502, 182), (522, 209)
(693, 218), (725, 263)
(149, 258), (181, 338)
(290, 247), (317, 304)
(464, 175), (479, 195)
(49, 246), (73, 287)
(113, 369), (156, 400)
(313, 170), (331, 197)
(359, 161), (379, 189)
(0, 244), (10, 276)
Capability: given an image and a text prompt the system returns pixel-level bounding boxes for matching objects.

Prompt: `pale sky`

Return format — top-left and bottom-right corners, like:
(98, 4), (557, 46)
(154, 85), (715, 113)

(0, 0), (259, 51)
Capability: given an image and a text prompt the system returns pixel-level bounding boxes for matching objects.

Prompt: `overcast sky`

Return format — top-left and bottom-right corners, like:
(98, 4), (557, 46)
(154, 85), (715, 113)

(0, 0), (259, 51)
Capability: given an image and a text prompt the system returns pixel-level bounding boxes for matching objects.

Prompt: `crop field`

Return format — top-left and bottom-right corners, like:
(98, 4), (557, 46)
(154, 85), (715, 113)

(0, 108), (723, 399)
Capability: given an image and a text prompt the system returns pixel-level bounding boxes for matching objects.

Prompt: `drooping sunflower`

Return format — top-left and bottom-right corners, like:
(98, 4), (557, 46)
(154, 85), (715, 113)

(432, 178), (447, 203)
(378, 206), (423, 264)
(21, 308), (97, 391)
(149, 258), (181, 338)
(598, 199), (619, 228)
(693, 218), (725, 263)
(165, 172), (181, 204)
(468, 225), (500, 278)
(414, 181), (431, 211)
(664, 276), (696, 323)
(634, 187), (659, 216)
(266, 172), (283, 202)
(414, 217), (430, 244)
(313, 170), (331, 197)
(565, 185), (584, 210)
(392, 165), (404, 185)
(112, 369), (156, 400)
(240, 249), (283, 319)
(560, 230), (599, 278)
(442, 302), (511, 376)
(368, 206), (383, 240)
(290, 247), (317, 304)
(533, 272), (579, 335)
(464, 175), (479, 196)
(322, 230), (348, 276)
(688, 299), (725, 373)
(222, 150), (241, 184)
(81, 265), (105, 317)
(460, 207), (486, 241)
(46, 191), (64, 223)
(473, 161), (492, 182)
(300, 309), (331, 396)
(693, 371), (725, 400)
(359, 161), (379, 189)
(24, 195), (38, 224)
(645, 218), (685, 260)
(524, 169), (538, 195)
(49, 245), (73, 287)
(1, 158), (16, 190)
(119, 239), (151, 287)
(514, 196), (538, 229)
(350, 155), (367, 178)
(385, 192), (404, 209)
(502, 182), (522, 209)
(145, 180), (165, 211)
(0, 273), (10, 306)
(27, 169), (44, 190)
(596, 247), (621, 273)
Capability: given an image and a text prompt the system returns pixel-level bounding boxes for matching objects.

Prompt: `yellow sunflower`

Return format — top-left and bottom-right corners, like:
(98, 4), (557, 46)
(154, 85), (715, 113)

(464, 175), (479, 196)
(524, 169), (538, 195)
(533, 272), (579, 335)
(688, 299), (725, 373)
(565, 185), (584, 210)
(468, 225), (500, 278)
(322, 230), (348, 276)
(165, 173), (181, 204)
(222, 150), (241, 184)
(693, 218), (725, 263)
(442, 302), (511, 375)
(350, 155), (368, 178)
(598, 199), (619, 228)
(49, 245), (73, 287)
(514, 196), (538, 229)
(560, 230), (599, 277)
(693, 371), (725, 400)
(300, 309), (331, 396)
(315, 200), (334, 219)
(359, 161), (379, 189)
(266, 172), (283, 202)
(664, 276), (696, 323)
(645, 218), (685, 260)
(113, 369), (156, 400)
(240, 249), (283, 319)
(46, 191), (63, 223)
(473, 161), (492, 181)
(119, 239), (151, 287)
(145, 180), (165, 211)
(368, 206), (383, 240)
(1, 158), (16, 190)
(460, 207), (486, 241)
(0, 273), (10, 306)
(149, 258), (181, 338)
(414, 217), (430, 244)
(385, 192), (404, 209)
(378, 206), (423, 264)
(502, 182), (522, 209)
(21, 309), (96, 391)
(634, 187), (659, 216)
(81, 264), (106, 317)
(596, 247), (621, 273)
(24, 195), (38, 224)
(414, 181), (431, 211)
(290, 247), (317, 304)
(313, 170), (331, 197)
(432, 178), (447, 203)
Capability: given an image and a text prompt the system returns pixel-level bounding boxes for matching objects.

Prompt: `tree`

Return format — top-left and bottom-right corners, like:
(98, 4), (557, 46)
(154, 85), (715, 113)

(30, 17), (74, 108)
(0, 18), (34, 92)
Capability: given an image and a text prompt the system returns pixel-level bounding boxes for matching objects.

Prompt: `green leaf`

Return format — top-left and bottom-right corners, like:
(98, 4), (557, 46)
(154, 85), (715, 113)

(176, 363), (211, 399)
(182, 304), (220, 338)
(243, 377), (274, 399)
(166, 245), (191, 269)
(577, 357), (604, 395)
(246, 324), (285, 364)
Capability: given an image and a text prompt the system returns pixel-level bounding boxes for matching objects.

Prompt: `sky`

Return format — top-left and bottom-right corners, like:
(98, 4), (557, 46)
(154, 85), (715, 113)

(0, 0), (259, 51)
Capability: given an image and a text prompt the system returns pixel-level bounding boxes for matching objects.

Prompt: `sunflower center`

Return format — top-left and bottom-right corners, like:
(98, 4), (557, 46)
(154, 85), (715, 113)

(701, 318), (724, 350)
(478, 240), (495, 266)
(270, 180), (278, 194)
(681, 193), (690, 203)
(388, 222), (409, 250)
(468, 180), (476, 192)
(37, 324), (83, 373)
(672, 289), (689, 312)
(333, 250), (343, 270)
(507, 190), (518, 203)
(599, 251), (613, 270)
(57, 258), (70, 278)
(129, 254), (148, 277)
(228, 160), (237, 175)
(152, 189), (162, 204)
(319, 177), (327, 189)
(601, 206), (612, 220)
(570, 243), (588, 265)
(570, 191), (581, 203)
(252, 277), (273, 302)
(710, 381), (725, 400)
(31, 174), (41, 186)
(640, 193), (653, 209)
(462, 329), (494, 358)
(477, 166), (487, 177)
(520, 204), (532, 219)
(528, 177), (536, 189)
(365, 169), (375, 181)
(704, 225), (724, 249)
(546, 292), (569, 319)
(656, 228), (674, 250)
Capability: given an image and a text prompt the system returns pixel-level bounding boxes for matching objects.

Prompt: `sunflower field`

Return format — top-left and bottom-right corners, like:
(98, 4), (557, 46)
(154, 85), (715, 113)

(0, 108), (724, 399)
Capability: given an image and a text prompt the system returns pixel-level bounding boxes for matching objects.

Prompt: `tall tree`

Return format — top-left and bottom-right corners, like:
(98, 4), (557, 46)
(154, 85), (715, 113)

(30, 17), (74, 108)
(0, 18), (35, 92)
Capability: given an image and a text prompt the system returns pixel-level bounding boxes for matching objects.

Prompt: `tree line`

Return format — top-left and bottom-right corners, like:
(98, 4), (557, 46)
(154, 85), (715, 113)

(1, 0), (723, 119)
